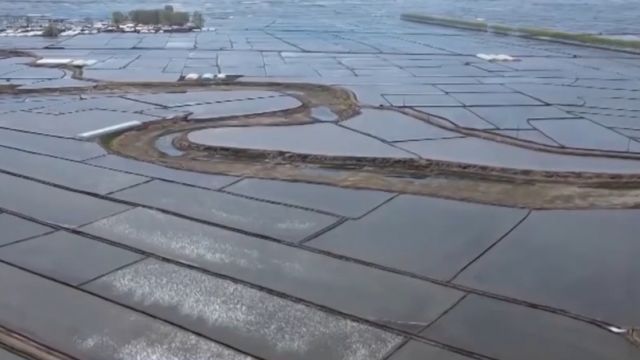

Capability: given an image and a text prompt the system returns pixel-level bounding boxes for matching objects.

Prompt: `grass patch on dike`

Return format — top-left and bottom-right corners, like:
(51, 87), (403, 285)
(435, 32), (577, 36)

(401, 13), (640, 52)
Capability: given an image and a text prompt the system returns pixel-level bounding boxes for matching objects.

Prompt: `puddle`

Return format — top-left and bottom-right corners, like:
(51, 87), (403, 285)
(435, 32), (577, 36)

(155, 133), (185, 157)
(311, 106), (339, 122)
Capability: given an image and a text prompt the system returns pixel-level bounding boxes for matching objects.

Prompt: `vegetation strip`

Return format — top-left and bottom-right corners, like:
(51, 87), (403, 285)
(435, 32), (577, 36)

(401, 13), (640, 53)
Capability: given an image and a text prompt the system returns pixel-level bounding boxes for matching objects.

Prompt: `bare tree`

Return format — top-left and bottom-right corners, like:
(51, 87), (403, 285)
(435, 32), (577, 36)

(192, 11), (204, 28)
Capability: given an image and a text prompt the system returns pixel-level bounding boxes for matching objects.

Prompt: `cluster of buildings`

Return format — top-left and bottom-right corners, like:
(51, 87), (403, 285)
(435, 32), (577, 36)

(0, 14), (203, 37)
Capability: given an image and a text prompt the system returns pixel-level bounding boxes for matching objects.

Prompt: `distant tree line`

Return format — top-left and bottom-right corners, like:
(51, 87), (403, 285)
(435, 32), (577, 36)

(112, 5), (204, 28)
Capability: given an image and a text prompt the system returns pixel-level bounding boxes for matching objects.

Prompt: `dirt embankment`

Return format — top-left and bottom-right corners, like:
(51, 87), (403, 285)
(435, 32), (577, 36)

(3, 55), (640, 209)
